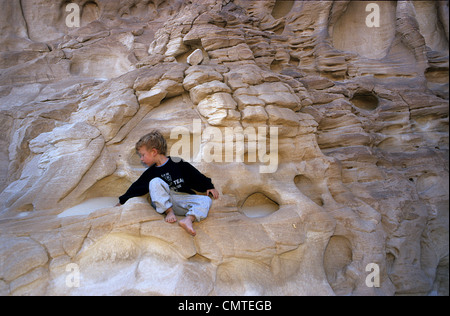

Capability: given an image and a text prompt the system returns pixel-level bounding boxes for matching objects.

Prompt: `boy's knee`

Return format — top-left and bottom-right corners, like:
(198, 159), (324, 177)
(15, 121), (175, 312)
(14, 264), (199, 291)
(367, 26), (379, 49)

(198, 195), (213, 214)
(149, 177), (169, 191)
(205, 195), (213, 209)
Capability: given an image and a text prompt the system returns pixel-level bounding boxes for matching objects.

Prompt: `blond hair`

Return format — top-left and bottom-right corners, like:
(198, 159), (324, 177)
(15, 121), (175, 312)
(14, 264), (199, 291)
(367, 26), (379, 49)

(135, 130), (167, 155)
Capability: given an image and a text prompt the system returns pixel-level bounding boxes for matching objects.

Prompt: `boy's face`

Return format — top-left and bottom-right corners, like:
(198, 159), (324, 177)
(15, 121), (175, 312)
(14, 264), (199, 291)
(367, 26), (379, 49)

(138, 146), (157, 166)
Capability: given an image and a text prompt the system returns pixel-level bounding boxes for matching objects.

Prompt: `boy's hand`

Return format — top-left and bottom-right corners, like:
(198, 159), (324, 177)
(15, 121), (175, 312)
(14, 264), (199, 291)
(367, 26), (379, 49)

(207, 189), (219, 200)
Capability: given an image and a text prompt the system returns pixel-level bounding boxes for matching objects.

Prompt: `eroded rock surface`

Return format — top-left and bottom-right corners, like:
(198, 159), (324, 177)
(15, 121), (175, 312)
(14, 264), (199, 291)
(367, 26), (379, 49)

(0, 0), (448, 296)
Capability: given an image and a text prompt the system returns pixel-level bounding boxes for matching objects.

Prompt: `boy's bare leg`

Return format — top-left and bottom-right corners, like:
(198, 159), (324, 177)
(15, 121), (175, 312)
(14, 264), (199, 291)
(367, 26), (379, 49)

(179, 215), (196, 236)
(164, 208), (177, 223)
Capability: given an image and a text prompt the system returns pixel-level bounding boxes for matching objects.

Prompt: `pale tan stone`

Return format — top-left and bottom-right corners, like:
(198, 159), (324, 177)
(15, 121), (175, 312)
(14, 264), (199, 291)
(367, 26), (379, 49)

(0, 0), (447, 297)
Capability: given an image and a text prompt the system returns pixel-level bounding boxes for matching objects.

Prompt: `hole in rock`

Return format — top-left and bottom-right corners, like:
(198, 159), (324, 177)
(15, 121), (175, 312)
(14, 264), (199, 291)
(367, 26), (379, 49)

(176, 49), (195, 63)
(324, 235), (353, 295)
(239, 192), (279, 218)
(331, 1), (396, 59)
(294, 175), (324, 206)
(289, 56), (300, 67)
(17, 203), (34, 212)
(386, 253), (395, 274)
(270, 60), (283, 73)
(271, 0), (295, 19)
(58, 197), (118, 218)
(350, 93), (379, 111)
(81, 2), (100, 27)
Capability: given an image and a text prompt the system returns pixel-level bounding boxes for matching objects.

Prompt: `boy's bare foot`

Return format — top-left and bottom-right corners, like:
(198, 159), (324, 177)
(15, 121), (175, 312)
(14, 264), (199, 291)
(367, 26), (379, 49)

(164, 208), (177, 223)
(179, 216), (196, 236)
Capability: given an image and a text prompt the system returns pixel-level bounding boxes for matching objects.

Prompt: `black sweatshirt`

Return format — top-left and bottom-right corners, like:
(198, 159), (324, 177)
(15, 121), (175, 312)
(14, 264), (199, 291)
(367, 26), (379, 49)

(119, 157), (215, 205)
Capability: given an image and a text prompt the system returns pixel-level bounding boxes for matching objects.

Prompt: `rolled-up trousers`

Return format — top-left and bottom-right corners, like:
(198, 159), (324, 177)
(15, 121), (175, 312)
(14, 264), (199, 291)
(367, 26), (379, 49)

(149, 177), (212, 222)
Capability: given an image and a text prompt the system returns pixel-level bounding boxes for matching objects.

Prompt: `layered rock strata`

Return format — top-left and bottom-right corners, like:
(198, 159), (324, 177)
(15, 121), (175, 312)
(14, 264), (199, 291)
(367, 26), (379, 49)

(0, 0), (448, 296)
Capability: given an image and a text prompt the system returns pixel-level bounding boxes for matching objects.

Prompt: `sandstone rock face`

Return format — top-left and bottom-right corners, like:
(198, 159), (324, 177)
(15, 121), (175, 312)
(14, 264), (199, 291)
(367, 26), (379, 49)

(0, 0), (448, 296)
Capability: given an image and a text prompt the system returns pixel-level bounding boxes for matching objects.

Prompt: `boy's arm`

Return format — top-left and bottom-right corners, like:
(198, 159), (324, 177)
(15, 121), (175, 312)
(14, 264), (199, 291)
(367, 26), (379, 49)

(118, 169), (152, 205)
(181, 160), (215, 193)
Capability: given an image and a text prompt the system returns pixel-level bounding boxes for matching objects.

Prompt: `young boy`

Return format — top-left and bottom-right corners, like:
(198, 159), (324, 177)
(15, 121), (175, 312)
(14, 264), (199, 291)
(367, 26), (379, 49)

(117, 130), (219, 236)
